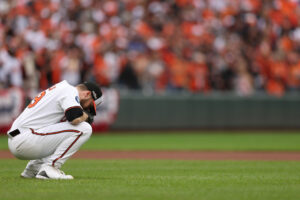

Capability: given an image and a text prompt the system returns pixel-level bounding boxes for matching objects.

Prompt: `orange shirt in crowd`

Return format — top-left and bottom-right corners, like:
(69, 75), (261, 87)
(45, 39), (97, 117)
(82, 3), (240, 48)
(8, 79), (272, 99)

(269, 59), (289, 83)
(51, 50), (65, 84)
(279, 36), (293, 52)
(187, 62), (210, 92)
(266, 79), (285, 97)
(255, 54), (272, 79)
(168, 56), (188, 89)
(176, 0), (193, 7)
(288, 61), (300, 88)
(94, 54), (109, 86)
(135, 22), (154, 39)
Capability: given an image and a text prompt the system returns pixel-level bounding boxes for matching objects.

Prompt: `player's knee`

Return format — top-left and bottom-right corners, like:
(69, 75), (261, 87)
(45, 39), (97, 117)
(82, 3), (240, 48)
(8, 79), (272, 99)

(78, 122), (92, 136)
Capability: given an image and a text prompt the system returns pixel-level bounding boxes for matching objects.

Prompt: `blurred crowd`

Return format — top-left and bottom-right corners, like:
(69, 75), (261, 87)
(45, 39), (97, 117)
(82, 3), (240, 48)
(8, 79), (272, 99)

(1, 0), (300, 97)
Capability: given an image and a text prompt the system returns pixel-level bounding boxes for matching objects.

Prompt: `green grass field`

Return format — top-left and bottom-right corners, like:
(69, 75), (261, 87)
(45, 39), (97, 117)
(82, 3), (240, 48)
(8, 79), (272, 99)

(1, 132), (300, 151)
(1, 132), (300, 200)
(1, 160), (300, 200)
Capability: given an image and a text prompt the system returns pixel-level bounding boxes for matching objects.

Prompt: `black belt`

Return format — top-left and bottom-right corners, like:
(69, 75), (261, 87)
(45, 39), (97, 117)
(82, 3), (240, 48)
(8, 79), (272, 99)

(8, 129), (20, 137)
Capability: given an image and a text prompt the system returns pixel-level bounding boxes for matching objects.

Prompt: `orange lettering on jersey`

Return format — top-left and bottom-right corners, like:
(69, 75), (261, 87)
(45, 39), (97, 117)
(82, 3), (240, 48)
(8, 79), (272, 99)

(27, 85), (57, 108)
(28, 91), (46, 108)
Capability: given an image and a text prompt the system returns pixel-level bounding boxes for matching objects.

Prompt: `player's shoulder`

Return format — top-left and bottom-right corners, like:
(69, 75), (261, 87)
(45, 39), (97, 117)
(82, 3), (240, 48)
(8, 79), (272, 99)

(56, 80), (75, 89)
(56, 80), (78, 94)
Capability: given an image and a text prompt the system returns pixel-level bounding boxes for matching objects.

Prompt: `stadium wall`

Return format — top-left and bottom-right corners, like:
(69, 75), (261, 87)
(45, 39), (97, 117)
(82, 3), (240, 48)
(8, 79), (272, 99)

(111, 93), (300, 130)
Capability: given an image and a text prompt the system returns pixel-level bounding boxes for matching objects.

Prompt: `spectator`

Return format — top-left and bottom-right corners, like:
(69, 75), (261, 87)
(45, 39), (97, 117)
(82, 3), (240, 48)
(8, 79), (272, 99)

(0, 0), (299, 97)
(0, 48), (23, 88)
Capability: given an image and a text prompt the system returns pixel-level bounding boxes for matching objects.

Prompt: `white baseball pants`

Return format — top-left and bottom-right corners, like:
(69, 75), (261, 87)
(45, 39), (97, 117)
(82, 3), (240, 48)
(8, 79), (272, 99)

(8, 121), (92, 168)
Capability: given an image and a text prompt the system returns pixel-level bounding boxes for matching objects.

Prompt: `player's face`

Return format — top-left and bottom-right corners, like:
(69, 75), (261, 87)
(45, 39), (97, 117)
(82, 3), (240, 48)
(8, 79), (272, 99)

(80, 91), (94, 109)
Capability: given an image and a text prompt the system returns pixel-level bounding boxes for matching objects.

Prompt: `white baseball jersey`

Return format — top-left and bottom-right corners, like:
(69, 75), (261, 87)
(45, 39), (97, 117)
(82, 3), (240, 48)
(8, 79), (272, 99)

(8, 80), (81, 132)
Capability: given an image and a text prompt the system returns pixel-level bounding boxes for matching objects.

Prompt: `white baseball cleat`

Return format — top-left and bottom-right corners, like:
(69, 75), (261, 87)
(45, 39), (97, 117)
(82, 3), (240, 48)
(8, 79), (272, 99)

(21, 164), (40, 178)
(36, 165), (74, 180)
(20, 160), (43, 178)
(21, 169), (36, 178)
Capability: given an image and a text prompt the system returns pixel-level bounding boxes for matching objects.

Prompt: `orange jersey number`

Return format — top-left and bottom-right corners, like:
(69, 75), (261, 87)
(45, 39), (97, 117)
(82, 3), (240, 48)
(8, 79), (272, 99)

(27, 85), (56, 108)
(27, 91), (46, 108)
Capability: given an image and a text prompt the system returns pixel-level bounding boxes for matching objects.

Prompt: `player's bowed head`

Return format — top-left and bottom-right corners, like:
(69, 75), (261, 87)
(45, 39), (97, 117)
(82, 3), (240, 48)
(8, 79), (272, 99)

(76, 82), (102, 111)
(72, 82), (103, 125)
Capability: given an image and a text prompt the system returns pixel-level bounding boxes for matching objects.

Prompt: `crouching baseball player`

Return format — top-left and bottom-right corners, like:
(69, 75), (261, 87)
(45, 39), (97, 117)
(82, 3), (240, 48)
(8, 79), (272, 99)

(7, 80), (103, 180)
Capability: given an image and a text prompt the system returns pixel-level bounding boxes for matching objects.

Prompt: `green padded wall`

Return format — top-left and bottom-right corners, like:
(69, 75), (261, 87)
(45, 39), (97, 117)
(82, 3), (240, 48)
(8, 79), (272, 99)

(111, 93), (300, 130)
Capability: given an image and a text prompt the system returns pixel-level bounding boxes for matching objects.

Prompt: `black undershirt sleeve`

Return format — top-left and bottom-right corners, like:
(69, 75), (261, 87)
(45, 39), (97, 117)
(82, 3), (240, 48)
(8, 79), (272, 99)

(65, 107), (83, 122)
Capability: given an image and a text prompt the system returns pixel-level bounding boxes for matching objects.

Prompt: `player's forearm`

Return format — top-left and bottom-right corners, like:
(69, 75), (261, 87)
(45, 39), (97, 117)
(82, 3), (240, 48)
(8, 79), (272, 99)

(70, 112), (88, 125)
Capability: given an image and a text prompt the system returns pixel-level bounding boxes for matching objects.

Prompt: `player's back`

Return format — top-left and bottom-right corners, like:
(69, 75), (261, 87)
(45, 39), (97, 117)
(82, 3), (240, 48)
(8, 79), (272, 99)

(9, 80), (78, 132)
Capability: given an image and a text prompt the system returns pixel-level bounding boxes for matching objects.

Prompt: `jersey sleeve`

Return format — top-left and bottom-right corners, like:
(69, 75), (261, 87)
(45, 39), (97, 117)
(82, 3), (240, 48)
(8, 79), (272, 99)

(59, 86), (82, 112)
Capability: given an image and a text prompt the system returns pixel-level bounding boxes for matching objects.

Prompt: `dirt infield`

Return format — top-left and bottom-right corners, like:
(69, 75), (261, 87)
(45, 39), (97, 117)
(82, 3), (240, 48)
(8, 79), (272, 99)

(1, 150), (300, 161)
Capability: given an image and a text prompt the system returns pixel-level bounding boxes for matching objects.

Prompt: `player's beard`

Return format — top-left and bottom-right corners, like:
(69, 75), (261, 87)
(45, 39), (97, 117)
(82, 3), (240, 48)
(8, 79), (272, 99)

(80, 99), (90, 110)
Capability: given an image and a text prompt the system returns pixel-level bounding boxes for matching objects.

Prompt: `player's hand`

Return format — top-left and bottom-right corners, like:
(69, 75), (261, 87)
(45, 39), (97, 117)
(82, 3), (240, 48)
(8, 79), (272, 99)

(83, 110), (94, 124)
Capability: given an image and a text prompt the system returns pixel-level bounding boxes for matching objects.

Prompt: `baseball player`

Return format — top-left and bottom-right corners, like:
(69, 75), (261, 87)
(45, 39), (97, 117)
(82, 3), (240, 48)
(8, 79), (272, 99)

(7, 80), (103, 179)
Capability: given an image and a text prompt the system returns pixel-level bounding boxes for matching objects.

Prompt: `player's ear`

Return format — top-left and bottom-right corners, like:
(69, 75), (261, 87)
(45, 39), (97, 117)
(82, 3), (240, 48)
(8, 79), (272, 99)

(81, 90), (89, 99)
(87, 91), (92, 98)
(85, 90), (92, 99)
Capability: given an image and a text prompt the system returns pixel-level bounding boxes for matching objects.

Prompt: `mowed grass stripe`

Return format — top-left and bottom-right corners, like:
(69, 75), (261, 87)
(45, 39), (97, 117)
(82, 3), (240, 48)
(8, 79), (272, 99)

(0, 159), (300, 200)
(1, 132), (300, 151)
(83, 132), (300, 151)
